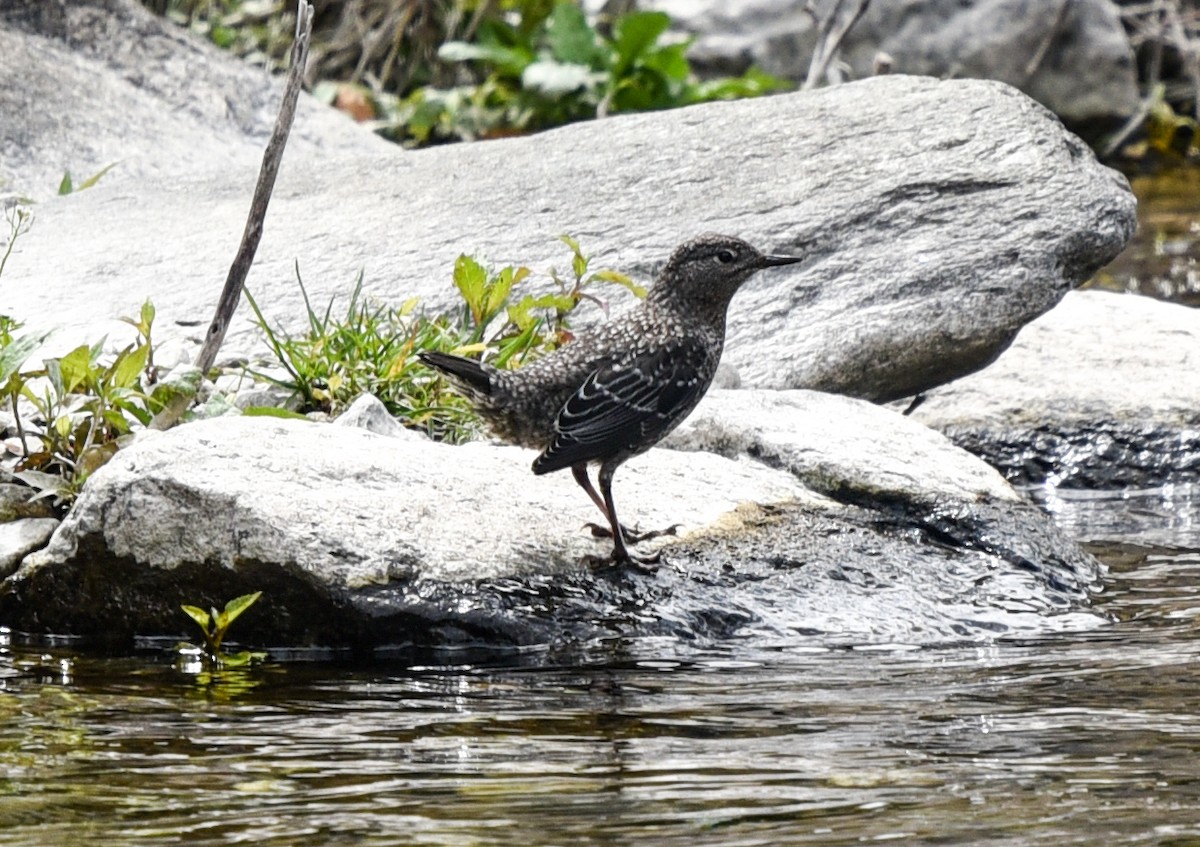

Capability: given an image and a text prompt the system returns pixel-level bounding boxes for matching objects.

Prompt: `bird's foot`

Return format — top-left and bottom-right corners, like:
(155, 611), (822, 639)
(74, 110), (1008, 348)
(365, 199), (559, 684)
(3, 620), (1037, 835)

(584, 522), (681, 544)
(611, 548), (663, 573)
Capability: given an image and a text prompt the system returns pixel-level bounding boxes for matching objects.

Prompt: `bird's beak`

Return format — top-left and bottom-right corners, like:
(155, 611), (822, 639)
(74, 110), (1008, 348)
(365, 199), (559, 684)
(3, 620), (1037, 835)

(759, 252), (805, 268)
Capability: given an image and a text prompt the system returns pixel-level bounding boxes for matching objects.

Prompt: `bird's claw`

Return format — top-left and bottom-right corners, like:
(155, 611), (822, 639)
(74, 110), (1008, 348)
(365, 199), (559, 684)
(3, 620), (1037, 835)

(609, 548), (662, 573)
(584, 522), (680, 543)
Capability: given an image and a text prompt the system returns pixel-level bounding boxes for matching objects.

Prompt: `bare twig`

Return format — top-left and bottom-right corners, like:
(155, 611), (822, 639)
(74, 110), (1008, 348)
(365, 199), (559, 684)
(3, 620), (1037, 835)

(1160, 0), (1200, 121)
(150, 1), (315, 431)
(1101, 89), (1157, 159)
(1020, 0), (1072, 85)
(803, 0), (873, 90)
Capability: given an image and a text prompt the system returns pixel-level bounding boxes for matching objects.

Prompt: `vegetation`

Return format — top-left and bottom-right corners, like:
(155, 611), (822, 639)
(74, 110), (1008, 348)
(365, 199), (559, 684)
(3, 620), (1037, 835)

(0, 297), (191, 506)
(0, 222), (637, 505)
(142, 0), (786, 146)
(368, 3), (786, 145)
(57, 163), (121, 196)
(246, 235), (643, 441)
(180, 591), (267, 667)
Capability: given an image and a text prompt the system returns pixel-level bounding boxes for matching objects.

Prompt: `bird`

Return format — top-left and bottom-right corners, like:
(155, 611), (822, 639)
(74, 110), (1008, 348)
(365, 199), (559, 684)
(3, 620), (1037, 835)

(418, 233), (806, 564)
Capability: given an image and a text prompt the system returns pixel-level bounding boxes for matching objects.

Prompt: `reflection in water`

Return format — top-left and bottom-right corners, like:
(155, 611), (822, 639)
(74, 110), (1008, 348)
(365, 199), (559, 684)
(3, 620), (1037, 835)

(3, 501), (1200, 846)
(1089, 165), (1200, 307)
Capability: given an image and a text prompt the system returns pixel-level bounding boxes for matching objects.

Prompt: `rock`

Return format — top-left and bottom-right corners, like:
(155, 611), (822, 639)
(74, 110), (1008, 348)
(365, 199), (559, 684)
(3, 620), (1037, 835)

(911, 290), (1200, 487)
(0, 483), (54, 522)
(646, 0), (1139, 140)
(0, 0), (385, 199)
(0, 394), (1103, 652)
(333, 393), (423, 440)
(0, 517), (58, 579)
(0, 0), (1133, 402)
(665, 390), (1018, 505)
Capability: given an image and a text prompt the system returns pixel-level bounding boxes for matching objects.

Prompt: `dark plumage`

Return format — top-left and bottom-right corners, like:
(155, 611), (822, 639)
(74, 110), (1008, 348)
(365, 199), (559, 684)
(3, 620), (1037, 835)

(419, 233), (806, 563)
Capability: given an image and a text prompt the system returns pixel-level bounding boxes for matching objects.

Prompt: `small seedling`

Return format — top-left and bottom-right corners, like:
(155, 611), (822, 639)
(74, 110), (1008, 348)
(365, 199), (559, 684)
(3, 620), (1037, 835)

(57, 162), (121, 196)
(181, 591), (265, 667)
(1, 202), (32, 279)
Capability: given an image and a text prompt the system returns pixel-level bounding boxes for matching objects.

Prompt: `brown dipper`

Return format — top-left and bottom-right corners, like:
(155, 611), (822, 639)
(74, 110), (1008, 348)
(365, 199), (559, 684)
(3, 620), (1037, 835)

(419, 233), (806, 564)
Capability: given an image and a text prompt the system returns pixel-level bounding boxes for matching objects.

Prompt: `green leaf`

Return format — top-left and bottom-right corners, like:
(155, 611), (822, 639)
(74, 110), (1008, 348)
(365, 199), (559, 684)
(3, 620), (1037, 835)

(482, 265), (530, 324)
(639, 41), (691, 84)
(612, 11), (672, 76)
(453, 255), (489, 324)
(110, 343), (149, 390)
(589, 269), (647, 298)
(492, 321), (541, 369)
(76, 161), (120, 192)
(216, 650), (266, 668)
(545, 2), (603, 66)
(57, 344), (93, 394)
(58, 172), (74, 195)
(692, 67), (790, 101)
(140, 299), (156, 330)
(181, 605), (212, 631)
(222, 591), (262, 628)
(438, 41), (531, 76)
(0, 331), (48, 383)
(240, 406), (309, 420)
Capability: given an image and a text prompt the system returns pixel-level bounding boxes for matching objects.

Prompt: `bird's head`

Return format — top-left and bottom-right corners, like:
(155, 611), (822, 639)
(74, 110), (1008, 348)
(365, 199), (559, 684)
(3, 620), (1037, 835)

(650, 233), (805, 314)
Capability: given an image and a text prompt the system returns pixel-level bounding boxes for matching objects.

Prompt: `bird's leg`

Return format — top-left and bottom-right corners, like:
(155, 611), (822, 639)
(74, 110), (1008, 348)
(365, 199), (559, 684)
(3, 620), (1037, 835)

(598, 462), (661, 566)
(573, 464), (679, 544)
(571, 463), (610, 521)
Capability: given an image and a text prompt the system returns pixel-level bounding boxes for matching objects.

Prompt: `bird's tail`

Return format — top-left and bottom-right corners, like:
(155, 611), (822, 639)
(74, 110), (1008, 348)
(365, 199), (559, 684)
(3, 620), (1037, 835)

(417, 351), (494, 396)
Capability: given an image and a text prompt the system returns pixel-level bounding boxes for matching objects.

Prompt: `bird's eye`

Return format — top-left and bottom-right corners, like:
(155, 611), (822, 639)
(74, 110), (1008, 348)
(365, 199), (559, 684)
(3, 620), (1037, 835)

(715, 249), (736, 264)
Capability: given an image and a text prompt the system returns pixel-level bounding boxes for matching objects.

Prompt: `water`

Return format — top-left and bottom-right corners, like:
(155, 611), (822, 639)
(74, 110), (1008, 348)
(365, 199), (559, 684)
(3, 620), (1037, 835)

(2, 486), (1200, 846)
(1089, 165), (1200, 306)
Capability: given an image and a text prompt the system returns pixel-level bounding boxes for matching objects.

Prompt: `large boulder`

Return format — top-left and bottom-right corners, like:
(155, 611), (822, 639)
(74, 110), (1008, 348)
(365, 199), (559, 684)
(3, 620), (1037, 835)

(0, 392), (1103, 652)
(0, 0), (385, 199)
(644, 0), (1139, 140)
(0, 0), (1134, 404)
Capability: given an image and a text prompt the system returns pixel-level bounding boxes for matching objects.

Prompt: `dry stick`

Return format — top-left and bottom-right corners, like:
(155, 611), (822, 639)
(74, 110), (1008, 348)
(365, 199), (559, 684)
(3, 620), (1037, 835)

(1101, 2), (1168, 160)
(1160, 0), (1200, 122)
(151, 1), (315, 432)
(803, 0), (873, 90)
(1020, 0), (1072, 86)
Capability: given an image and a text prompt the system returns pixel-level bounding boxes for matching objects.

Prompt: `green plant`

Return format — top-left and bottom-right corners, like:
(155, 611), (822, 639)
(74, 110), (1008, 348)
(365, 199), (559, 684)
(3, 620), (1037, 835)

(246, 235), (644, 441)
(144, 1), (785, 147)
(372, 3), (788, 145)
(1, 203), (32, 279)
(6, 301), (176, 505)
(181, 591), (266, 667)
(57, 162), (121, 196)
(152, 0), (294, 69)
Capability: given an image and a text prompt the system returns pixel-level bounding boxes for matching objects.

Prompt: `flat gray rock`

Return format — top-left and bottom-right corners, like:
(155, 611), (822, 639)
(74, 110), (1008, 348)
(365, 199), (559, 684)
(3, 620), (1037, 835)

(912, 290), (1200, 487)
(0, 1), (1134, 405)
(0, 392), (1103, 652)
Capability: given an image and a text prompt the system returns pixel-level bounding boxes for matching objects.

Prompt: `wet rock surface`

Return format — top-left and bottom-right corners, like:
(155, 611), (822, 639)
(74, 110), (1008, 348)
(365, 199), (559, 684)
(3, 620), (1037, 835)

(913, 291), (1200, 487)
(0, 393), (1103, 652)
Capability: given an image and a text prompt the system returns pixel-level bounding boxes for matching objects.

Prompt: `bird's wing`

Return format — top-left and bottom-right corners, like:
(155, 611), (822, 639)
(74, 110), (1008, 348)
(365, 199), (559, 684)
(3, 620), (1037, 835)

(531, 341), (710, 475)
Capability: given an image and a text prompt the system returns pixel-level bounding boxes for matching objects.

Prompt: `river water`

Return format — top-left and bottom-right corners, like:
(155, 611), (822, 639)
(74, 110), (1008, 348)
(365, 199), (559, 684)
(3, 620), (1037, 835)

(1, 485), (1198, 847)
(3, 170), (1199, 846)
